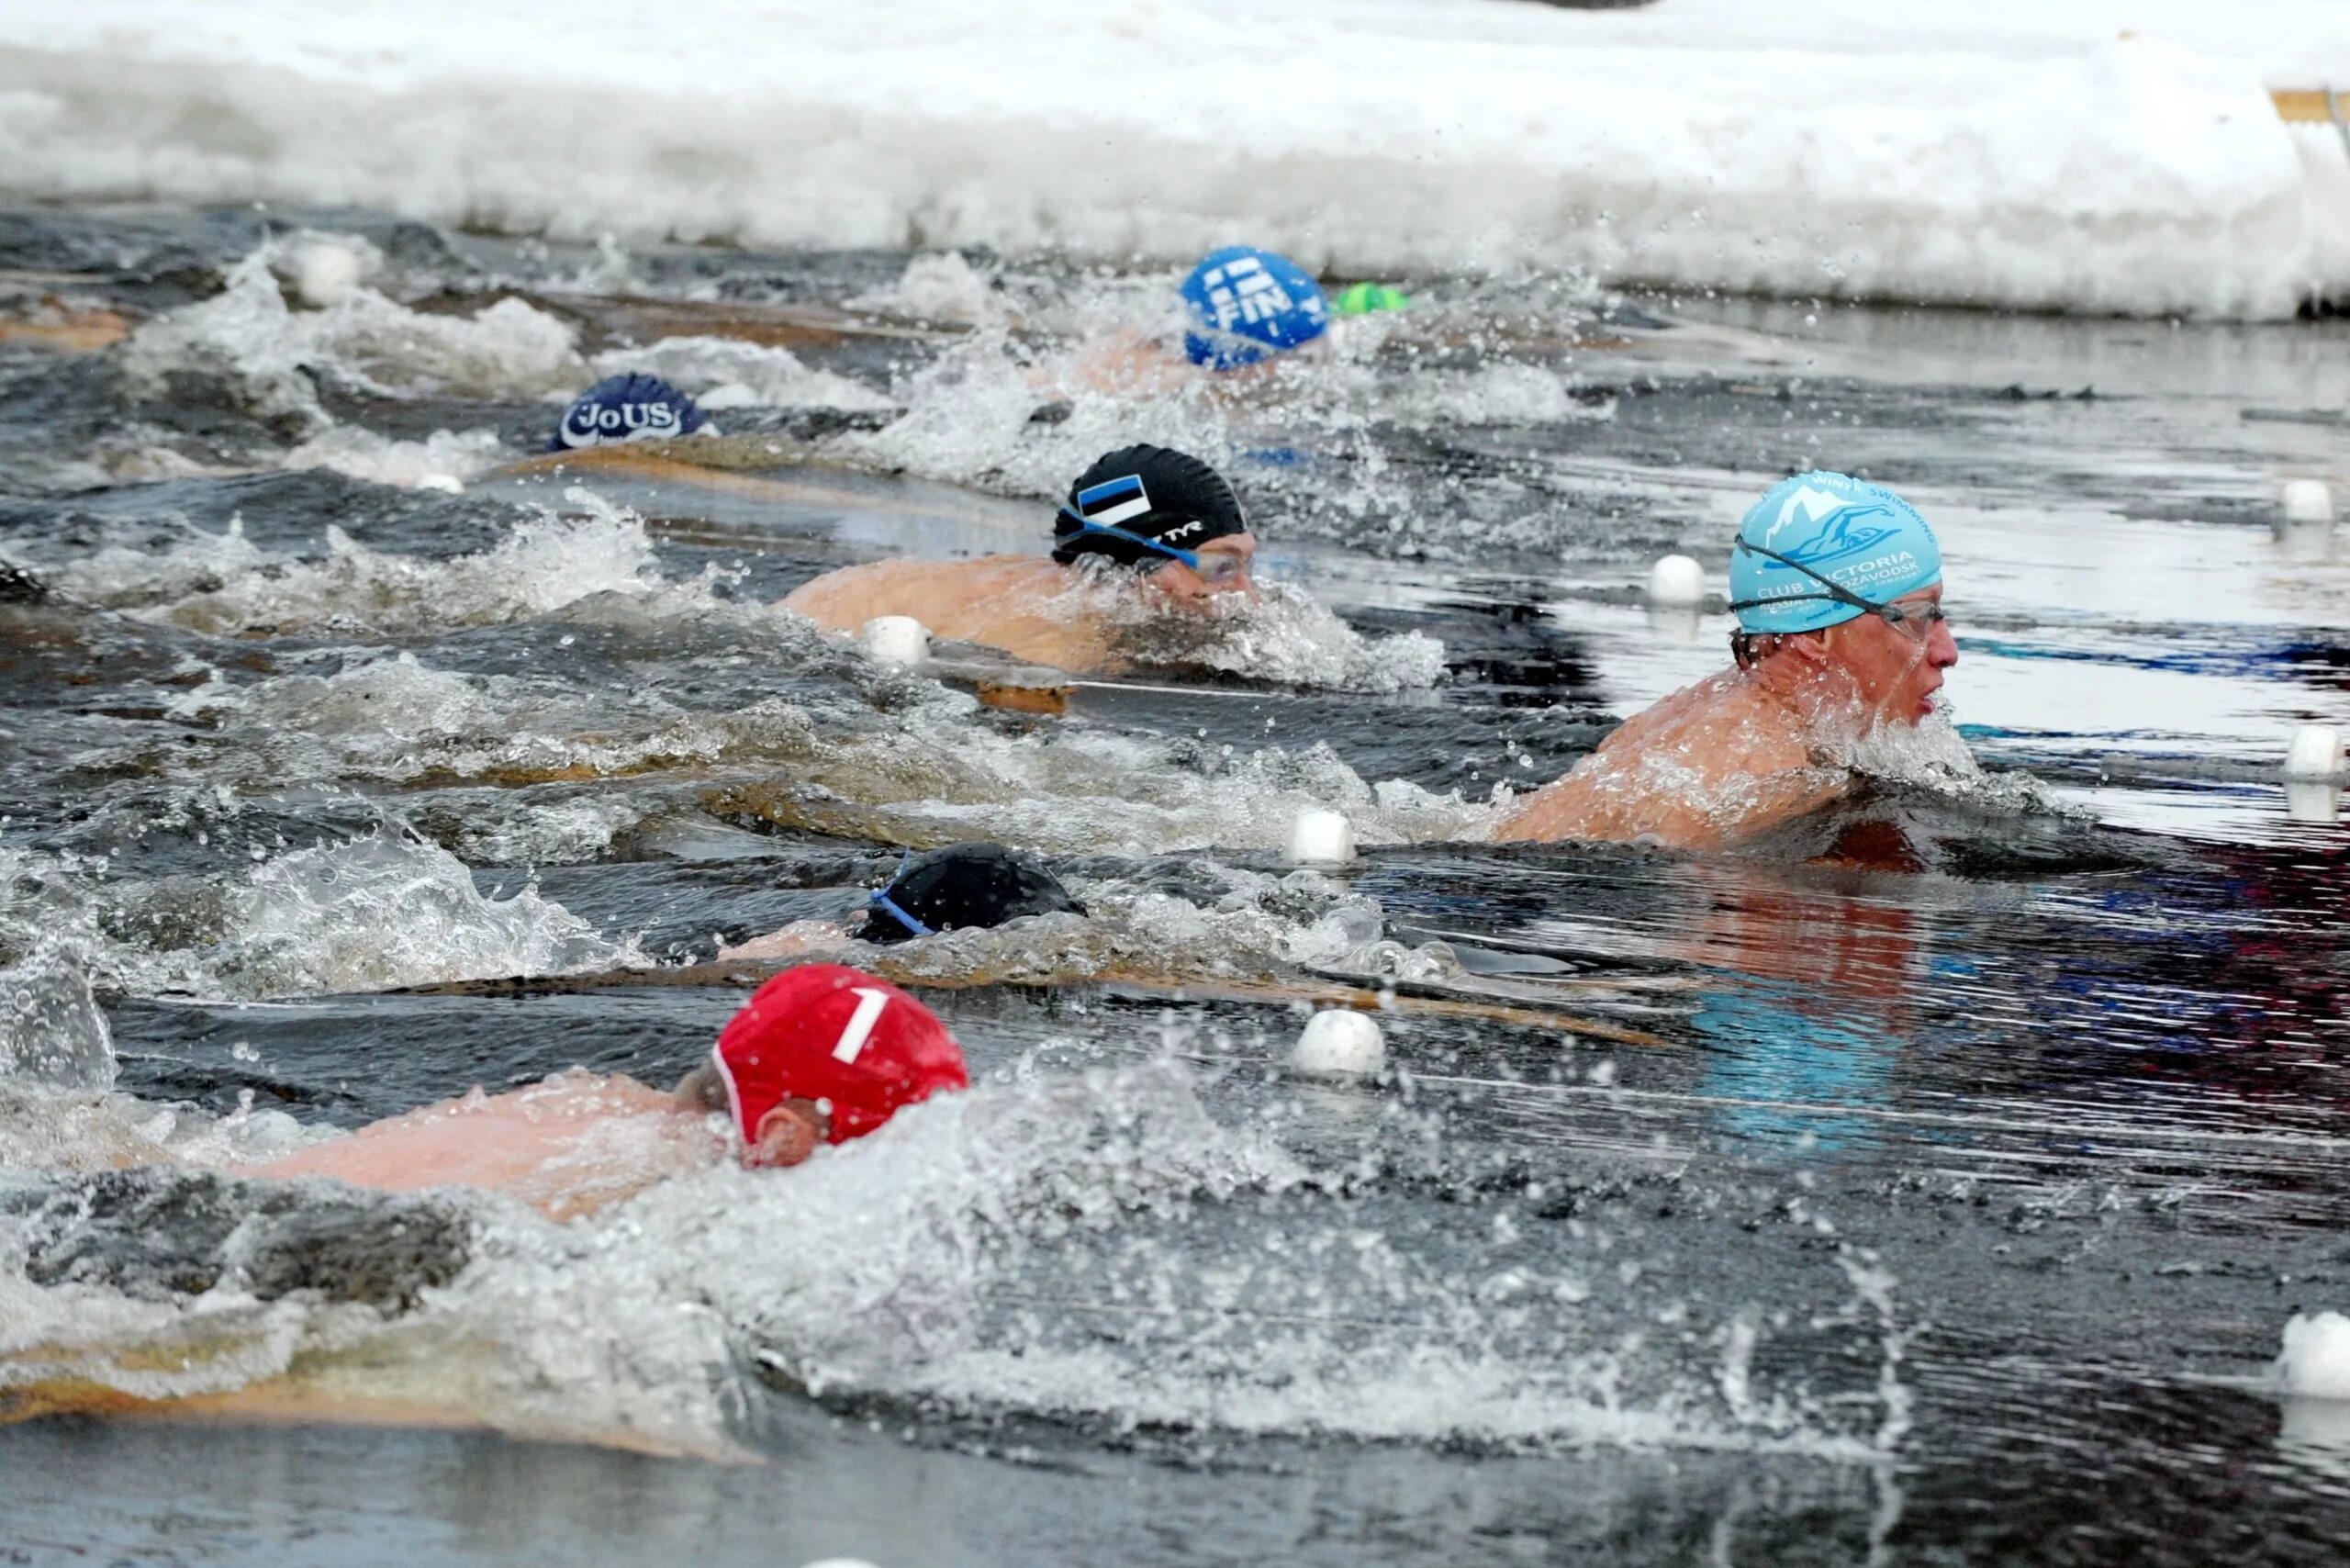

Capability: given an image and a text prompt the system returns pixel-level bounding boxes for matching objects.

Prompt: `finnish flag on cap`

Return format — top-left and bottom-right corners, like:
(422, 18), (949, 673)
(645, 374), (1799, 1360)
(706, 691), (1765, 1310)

(548, 372), (714, 453)
(1073, 473), (1153, 528)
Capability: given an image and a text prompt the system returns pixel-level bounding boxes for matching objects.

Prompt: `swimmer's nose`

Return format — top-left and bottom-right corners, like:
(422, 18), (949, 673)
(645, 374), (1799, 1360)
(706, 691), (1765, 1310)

(1927, 617), (1959, 668)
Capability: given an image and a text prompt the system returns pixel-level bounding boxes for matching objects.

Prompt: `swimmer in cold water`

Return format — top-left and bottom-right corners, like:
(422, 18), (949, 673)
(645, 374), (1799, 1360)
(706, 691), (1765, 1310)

(241, 966), (965, 1221)
(1494, 471), (1960, 851)
(781, 443), (1259, 674)
(545, 371), (714, 452)
(720, 842), (1087, 961)
(1061, 245), (1333, 398)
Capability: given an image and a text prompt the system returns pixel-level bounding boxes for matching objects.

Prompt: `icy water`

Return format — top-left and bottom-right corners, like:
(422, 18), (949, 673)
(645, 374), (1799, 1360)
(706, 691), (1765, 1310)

(2, 204), (2348, 1566)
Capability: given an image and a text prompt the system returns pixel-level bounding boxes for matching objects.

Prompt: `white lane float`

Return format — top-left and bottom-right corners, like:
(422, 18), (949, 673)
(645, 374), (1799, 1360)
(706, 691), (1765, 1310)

(856, 616), (930, 668)
(2283, 725), (2344, 780)
(1289, 1009), (1387, 1076)
(1646, 554), (1705, 606)
(1286, 808), (1356, 865)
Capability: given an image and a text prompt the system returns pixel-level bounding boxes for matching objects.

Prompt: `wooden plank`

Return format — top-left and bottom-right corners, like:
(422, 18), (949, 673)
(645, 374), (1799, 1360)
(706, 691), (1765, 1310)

(2273, 88), (2344, 126)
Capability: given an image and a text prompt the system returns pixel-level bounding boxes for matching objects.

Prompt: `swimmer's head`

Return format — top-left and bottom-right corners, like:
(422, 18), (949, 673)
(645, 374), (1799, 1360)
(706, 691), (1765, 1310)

(1728, 472), (1941, 636)
(857, 843), (1086, 946)
(547, 372), (714, 453)
(709, 964), (967, 1167)
(1729, 472), (1955, 720)
(1052, 445), (1257, 598)
(1179, 246), (1330, 371)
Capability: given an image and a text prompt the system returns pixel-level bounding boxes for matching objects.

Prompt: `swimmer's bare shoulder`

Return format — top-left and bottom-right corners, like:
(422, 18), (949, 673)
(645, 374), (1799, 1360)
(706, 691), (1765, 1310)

(781, 554), (1118, 674)
(1493, 673), (1844, 850)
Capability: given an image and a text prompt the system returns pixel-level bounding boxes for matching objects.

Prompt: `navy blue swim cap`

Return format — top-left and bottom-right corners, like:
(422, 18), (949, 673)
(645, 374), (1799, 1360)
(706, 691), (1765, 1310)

(547, 373), (712, 452)
(1728, 472), (1942, 635)
(1179, 247), (1329, 371)
(856, 844), (1085, 945)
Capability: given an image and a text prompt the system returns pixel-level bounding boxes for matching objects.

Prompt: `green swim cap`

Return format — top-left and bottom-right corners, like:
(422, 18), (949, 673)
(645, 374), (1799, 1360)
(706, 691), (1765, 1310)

(1331, 282), (1411, 317)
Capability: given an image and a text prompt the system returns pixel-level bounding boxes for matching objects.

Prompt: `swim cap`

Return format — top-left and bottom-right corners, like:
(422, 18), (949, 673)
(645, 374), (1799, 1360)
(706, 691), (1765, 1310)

(1052, 445), (1248, 567)
(547, 372), (713, 452)
(712, 965), (967, 1146)
(1728, 472), (1942, 635)
(1331, 281), (1411, 317)
(857, 843), (1086, 945)
(1179, 246), (1329, 370)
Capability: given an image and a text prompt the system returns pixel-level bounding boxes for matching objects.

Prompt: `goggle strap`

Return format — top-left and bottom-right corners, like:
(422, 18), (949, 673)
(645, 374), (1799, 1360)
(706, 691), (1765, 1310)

(869, 851), (934, 938)
(1056, 506), (1201, 570)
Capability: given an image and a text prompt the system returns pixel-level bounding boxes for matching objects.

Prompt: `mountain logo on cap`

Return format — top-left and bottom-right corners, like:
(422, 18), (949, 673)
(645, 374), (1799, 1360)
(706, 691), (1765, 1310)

(1761, 485), (1900, 567)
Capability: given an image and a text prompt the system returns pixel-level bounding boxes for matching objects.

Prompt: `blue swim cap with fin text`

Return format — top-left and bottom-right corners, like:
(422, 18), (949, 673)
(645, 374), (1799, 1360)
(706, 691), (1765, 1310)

(1179, 246), (1329, 371)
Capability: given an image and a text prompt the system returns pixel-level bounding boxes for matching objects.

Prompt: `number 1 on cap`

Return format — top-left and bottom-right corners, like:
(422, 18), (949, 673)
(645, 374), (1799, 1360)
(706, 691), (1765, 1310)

(832, 987), (891, 1063)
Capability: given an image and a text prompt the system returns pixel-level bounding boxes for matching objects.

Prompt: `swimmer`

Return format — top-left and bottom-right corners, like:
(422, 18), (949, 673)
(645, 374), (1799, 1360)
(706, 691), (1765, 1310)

(720, 842), (1086, 960)
(780, 443), (1258, 674)
(1494, 471), (1960, 851)
(242, 966), (965, 1220)
(1062, 245), (1331, 397)
(546, 371), (714, 452)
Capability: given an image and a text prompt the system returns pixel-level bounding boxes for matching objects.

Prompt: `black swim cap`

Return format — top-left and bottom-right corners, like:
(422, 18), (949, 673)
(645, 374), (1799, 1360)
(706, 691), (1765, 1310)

(1051, 445), (1248, 568)
(856, 843), (1087, 945)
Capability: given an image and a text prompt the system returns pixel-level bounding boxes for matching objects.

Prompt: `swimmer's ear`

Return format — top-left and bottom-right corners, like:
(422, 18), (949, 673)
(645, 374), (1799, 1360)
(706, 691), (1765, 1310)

(1785, 630), (1836, 666)
(748, 1101), (824, 1169)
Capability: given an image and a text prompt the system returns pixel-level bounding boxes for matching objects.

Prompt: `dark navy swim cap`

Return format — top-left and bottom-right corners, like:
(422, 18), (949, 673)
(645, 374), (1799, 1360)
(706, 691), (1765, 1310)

(1179, 247), (1329, 371)
(1051, 445), (1249, 568)
(547, 373), (712, 452)
(1728, 472), (1942, 635)
(857, 844), (1086, 945)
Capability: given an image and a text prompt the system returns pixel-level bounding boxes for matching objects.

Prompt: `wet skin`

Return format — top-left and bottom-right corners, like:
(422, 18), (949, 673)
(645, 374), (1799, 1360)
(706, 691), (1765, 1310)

(778, 532), (1259, 674)
(1494, 584), (1960, 850)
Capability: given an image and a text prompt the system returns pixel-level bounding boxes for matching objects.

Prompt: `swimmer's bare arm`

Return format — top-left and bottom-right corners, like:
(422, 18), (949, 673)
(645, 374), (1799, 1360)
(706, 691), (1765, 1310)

(780, 555), (1121, 674)
(717, 919), (847, 962)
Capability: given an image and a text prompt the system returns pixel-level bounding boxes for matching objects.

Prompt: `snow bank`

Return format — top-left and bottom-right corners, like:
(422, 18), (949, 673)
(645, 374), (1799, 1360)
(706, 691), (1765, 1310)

(3, 0), (2348, 316)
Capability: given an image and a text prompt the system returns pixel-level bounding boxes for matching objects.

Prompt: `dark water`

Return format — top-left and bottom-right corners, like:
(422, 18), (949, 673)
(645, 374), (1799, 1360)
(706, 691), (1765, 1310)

(2, 204), (2348, 1565)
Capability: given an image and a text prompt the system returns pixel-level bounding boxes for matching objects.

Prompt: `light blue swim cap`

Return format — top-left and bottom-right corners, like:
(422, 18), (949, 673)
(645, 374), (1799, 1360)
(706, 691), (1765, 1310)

(1179, 246), (1329, 371)
(1727, 472), (1942, 635)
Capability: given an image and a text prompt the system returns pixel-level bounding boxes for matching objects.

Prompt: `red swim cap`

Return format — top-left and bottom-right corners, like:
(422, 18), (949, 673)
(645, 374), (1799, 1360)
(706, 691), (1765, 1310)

(711, 965), (967, 1148)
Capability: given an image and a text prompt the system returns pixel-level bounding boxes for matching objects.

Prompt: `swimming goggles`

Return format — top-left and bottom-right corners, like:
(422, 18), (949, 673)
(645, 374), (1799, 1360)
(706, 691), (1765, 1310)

(1056, 507), (1250, 586)
(1729, 538), (1945, 639)
(867, 854), (934, 937)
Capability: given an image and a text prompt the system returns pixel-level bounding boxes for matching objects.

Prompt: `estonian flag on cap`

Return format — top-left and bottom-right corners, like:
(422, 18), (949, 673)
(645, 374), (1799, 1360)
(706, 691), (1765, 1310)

(1074, 474), (1152, 528)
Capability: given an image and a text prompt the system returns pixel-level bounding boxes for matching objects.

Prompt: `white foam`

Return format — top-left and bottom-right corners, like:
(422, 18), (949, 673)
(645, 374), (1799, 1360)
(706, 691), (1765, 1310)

(589, 336), (893, 412)
(846, 251), (1004, 325)
(58, 489), (670, 637)
(3, 4), (2344, 316)
(124, 252), (586, 411)
(279, 426), (505, 489)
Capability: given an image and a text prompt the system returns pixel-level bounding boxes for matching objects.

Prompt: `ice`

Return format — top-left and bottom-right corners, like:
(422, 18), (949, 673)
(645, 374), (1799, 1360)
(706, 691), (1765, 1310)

(4, 3), (2347, 315)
